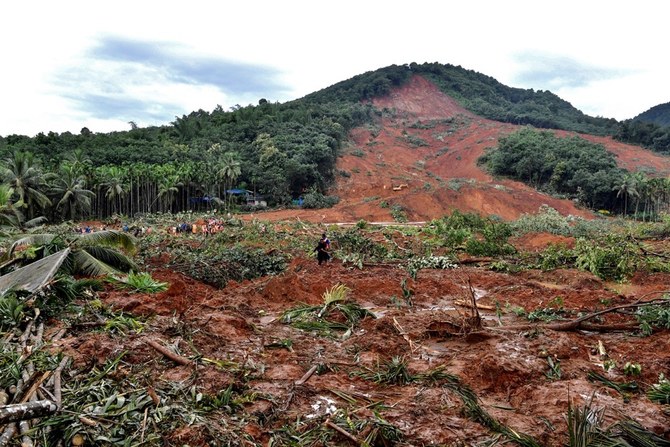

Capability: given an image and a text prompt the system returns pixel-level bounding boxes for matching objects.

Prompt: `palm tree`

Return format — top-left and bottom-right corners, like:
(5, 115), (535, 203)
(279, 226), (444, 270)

(156, 174), (182, 213)
(7, 229), (137, 276)
(65, 148), (92, 177)
(48, 165), (95, 221)
(615, 174), (639, 216)
(100, 166), (127, 216)
(0, 184), (23, 228)
(0, 151), (51, 220)
(217, 153), (241, 211)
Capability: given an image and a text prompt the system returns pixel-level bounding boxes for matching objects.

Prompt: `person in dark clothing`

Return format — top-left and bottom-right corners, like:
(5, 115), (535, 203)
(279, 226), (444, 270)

(314, 234), (331, 265)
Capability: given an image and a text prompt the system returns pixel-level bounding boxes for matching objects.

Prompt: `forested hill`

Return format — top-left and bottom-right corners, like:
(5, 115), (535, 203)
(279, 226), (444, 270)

(303, 63), (619, 136)
(615, 101), (670, 154)
(634, 102), (670, 127)
(0, 61), (663, 221)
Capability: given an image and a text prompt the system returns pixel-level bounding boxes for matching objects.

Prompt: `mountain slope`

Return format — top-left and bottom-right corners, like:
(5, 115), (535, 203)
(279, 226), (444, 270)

(254, 75), (670, 223)
(634, 102), (670, 127)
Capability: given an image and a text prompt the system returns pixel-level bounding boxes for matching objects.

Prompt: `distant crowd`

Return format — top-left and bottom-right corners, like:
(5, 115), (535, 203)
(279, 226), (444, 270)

(171, 217), (228, 235)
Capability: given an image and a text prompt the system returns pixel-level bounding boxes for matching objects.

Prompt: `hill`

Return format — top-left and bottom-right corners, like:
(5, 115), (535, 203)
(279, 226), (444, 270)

(1, 62), (670, 223)
(635, 101), (670, 127)
(252, 75), (670, 223)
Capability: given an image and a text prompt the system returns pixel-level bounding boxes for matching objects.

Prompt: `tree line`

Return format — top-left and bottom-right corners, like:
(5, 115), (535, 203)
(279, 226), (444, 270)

(481, 127), (670, 218)
(0, 100), (375, 224)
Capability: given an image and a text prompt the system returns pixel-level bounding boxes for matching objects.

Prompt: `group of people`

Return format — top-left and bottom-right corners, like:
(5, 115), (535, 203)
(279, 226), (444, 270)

(171, 218), (228, 236)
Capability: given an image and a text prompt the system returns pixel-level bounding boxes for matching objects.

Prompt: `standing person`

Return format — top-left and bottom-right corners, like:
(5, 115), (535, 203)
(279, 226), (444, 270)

(314, 234), (331, 265)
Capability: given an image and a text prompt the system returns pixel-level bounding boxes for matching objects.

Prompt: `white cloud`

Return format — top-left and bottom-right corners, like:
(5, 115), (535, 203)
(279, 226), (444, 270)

(2, 0), (670, 136)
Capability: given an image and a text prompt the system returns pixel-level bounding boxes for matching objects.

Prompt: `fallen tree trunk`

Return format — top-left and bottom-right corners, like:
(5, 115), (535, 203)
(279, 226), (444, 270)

(0, 400), (57, 425)
(489, 296), (669, 332)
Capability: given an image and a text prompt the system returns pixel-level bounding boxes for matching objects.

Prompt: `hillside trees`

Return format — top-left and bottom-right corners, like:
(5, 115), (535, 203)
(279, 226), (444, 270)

(615, 119), (670, 154)
(482, 127), (670, 218)
(482, 128), (624, 210)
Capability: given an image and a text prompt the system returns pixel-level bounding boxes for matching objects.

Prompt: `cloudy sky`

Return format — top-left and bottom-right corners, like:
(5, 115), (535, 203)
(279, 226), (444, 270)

(2, 0), (668, 137)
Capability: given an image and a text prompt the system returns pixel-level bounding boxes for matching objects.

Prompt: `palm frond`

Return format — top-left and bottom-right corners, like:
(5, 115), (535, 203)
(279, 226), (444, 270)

(23, 216), (48, 228)
(78, 247), (138, 274)
(76, 230), (137, 254)
(9, 234), (57, 256)
(71, 248), (134, 276)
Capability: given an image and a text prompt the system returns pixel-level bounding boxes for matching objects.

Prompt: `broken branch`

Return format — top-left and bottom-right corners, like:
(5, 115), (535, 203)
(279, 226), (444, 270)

(145, 339), (193, 366)
(295, 365), (319, 386)
(0, 400), (57, 425)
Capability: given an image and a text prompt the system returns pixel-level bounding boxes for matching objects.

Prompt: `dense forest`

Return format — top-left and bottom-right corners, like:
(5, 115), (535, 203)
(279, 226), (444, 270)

(481, 127), (670, 218)
(615, 119), (670, 154)
(634, 102), (670, 127)
(1, 62), (669, 224)
(0, 100), (373, 222)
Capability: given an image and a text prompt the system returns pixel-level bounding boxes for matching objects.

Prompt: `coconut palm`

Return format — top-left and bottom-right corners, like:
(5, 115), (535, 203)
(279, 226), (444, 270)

(0, 184), (23, 228)
(156, 174), (182, 213)
(65, 148), (92, 177)
(100, 166), (128, 216)
(615, 174), (639, 216)
(48, 165), (95, 221)
(7, 229), (137, 276)
(217, 153), (242, 210)
(0, 151), (51, 220)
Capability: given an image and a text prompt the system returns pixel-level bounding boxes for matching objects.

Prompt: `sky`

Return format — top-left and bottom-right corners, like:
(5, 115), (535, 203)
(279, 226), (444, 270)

(1, 0), (669, 137)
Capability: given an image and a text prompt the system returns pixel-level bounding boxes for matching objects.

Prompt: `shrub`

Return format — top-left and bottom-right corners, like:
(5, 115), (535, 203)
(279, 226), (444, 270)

(574, 234), (642, 281)
(301, 188), (340, 209)
(391, 205), (408, 223)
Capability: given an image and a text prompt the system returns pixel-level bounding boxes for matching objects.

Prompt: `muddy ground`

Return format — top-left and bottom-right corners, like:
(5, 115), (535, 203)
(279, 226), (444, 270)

(50, 229), (670, 446)
(32, 75), (670, 445)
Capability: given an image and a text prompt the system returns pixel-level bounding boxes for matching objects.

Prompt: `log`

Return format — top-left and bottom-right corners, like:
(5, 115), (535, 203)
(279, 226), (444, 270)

(324, 418), (361, 445)
(0, 423), (17, 447)
(53, 357), (70, 409)
(19, 371), (51, 404)
(0, 400), (57, 424)
(145, 339), (192, 366)
(295, 365), (318, 386)
(489, 297), (670, 332)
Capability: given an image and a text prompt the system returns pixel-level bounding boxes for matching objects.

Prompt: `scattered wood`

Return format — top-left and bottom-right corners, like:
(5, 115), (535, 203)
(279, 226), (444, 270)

(147, 387), (161, 405)
(489, 297), (670, 332)
(324, 418), (361, 445)
(19, 417), (33, 447)
(78, 415), (98, 426)
(145, 339), (193, 366)
(295, 365), (319, 386)
(0, 423), (17, 447)
(454, 299), (495, 310)
(393, 317), (419, 352)
(53, 357), (70, 409)
(0, 400), (57, 425)
(18, 371), (52, 403)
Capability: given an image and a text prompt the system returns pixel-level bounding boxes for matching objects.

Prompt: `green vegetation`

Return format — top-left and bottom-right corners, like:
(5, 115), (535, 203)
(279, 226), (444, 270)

(108, 271), (169, 293)
(482, 127), (670, 216)
(0, 100), (372, 218)
(481, 127), (624, 210)
(616, 101), (670, 154)
(169, 243), (287, 288)
(424, 210), (515, 257)
(281, 284), (375, 338)
(647, 375), (670, 404)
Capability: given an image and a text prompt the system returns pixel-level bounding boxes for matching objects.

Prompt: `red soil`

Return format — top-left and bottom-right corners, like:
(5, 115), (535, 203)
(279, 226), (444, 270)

(249, 75), (670, 224)
(50, 77), (670, 445)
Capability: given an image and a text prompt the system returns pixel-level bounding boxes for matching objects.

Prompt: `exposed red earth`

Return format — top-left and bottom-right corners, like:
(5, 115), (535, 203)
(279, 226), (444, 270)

(47, 76), (670, 445)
